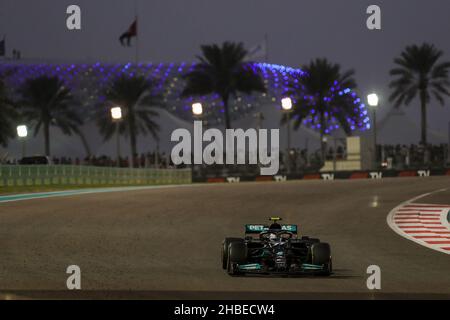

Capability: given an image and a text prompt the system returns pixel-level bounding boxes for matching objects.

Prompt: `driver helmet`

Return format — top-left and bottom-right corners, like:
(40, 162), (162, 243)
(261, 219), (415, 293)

(269, 222), (282, 231)
(269, 233), (277, 241)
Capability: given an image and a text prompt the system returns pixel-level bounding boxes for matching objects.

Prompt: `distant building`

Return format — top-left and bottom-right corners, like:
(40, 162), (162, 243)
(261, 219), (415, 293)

(0, 60), (368, 133)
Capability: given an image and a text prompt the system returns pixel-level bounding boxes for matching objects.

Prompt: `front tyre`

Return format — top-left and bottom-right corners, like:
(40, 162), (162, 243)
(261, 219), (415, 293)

(311, 243), (332, 276)
(227, 241), (247, 276)
(222, 238), (243, 269)
(320, 257), (332, 276)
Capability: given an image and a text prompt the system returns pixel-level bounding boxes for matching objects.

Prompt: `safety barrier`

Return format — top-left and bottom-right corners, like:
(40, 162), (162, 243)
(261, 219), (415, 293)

(0, 165), (192, 187)
(193, 168), (450, 183)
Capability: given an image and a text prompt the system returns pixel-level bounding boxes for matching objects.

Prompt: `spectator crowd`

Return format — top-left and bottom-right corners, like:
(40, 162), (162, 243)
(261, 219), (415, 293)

(1, 151), (185, 169)
(1, 144), (449, 171)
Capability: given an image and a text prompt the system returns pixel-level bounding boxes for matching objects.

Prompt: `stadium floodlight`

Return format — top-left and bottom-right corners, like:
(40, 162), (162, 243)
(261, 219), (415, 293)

(192, 102), (203, 116)
(17, 125), (28, 138)
(281, 97), (293, 111)
(110, 106), (123, 120)
(367, 93), (379, 107)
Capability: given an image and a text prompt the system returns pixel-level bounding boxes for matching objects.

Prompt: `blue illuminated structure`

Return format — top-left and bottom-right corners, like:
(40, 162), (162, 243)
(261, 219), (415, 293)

(287, 79), (371, 134)
(0, 61), (369, 133)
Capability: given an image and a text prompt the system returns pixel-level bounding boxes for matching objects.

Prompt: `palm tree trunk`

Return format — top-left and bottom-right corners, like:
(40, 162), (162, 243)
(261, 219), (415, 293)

(420, 89), (427, 145)
(130, 132), (137, 167)
(320, 112), (326, 164)
(320, 132), (326, 164)
(76, 129), (91, 157)
(128, 109), (138, 168)
(222, 94), (231, 129)
(44, 121), (50, 156)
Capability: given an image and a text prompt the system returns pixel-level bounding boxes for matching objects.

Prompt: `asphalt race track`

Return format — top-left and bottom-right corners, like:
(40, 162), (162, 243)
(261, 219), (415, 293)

(0, 177), (450, 299)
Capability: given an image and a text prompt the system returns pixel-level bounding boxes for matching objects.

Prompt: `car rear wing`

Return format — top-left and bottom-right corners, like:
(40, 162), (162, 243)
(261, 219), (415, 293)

(245, 224), (298, 234)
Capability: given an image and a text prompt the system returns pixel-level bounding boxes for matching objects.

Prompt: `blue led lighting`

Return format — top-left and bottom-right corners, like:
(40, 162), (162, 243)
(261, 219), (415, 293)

(0, 61), (369, 132)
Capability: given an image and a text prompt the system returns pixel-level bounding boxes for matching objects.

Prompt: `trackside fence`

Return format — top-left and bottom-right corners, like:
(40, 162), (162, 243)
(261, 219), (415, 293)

(0, 165), (192, 187)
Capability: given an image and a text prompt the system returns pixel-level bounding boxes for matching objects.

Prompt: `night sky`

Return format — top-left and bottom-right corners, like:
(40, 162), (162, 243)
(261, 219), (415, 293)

(1, 0), (450, 158)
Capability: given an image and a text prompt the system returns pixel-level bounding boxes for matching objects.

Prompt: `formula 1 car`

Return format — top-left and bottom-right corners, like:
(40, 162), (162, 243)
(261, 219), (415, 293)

(222, 217), (332, 276)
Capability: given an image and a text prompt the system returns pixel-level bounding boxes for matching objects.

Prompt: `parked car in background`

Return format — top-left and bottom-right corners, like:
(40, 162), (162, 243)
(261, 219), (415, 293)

(19, 156), (53, 165)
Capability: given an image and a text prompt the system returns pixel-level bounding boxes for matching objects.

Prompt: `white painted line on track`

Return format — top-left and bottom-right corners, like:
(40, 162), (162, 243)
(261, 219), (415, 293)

(0, 184), (203, 204)
(387, 188), (450, 255)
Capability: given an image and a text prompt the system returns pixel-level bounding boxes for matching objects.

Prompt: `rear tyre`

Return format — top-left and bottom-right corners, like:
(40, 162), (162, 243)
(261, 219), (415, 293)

(323, 257), (333, 276)
(222, 238), (243, 269)
(227, 241), (247, 276)
(311, 242), (332, 276)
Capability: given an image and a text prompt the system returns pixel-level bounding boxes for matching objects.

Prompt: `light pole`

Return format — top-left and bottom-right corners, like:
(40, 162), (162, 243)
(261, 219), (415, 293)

(254, 112), (265, 170)
(110, 106), (123, 167)
(191, 102), (204, 167)
(281, 97), (293, 173)
(367, 93), (379, 169)
(16, 125), (28, 159)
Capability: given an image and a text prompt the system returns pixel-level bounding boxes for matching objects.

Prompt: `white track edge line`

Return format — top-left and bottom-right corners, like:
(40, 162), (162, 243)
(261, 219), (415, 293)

(386, 188), (450, 255)
(0, 184), (205, 204)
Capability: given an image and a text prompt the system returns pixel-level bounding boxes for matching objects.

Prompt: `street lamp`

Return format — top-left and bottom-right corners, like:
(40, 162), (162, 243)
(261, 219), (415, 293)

(192, 102), (203, 117)
(281, 97), (293, 111)
(16, 125), (28, 158)
(110, 106), (123, 120)
(110, 107), (123, 167)
(17, 125), (28, 138)
(281, 97), (293, 173)
(367, 93), (379, 168)
(367, 93), (379, 108)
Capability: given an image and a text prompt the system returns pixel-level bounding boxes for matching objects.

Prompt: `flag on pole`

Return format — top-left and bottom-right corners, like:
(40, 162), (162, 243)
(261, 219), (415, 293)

(119, 19), (137, 47)
(0, 36), (5, 56)
(245, 39), (267, 61)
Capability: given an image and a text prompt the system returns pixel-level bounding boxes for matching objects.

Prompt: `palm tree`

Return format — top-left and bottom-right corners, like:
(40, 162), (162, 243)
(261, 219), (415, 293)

(284, 58), (359, 161)
(69, 99), (93, 158)
(18, 76), (82, 156)
(72, 123), (92, 158)
(182, 42), (266, 129)
(389, 43), (450, 145)
(97, 75), (161, 165)
(0, 77), (18, 147)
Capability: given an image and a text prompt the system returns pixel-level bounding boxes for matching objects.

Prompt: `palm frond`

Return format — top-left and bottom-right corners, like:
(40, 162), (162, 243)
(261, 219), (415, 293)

(389, 43), (450, 107)
(18, 75), (82, 136)
(0, 78), (18, 146)
(96, 75), (161, 143)
(181, 41), (266, 127)
(285, 58), (359, 136)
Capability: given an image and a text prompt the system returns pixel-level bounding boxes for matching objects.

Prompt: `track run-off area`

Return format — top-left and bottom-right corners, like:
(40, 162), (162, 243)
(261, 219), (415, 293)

(0, 176), (449, 299)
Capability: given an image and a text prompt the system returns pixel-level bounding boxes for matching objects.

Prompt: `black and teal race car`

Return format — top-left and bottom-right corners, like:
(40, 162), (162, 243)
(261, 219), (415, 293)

(222, 217), (332, 276)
